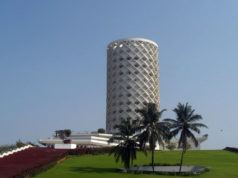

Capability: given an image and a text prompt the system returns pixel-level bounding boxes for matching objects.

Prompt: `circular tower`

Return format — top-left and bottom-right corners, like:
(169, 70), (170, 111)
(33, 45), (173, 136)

(106, 38), (159, 133)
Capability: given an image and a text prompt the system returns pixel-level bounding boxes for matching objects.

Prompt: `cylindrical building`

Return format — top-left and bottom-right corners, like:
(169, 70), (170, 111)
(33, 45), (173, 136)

(106, 38), (159, 133)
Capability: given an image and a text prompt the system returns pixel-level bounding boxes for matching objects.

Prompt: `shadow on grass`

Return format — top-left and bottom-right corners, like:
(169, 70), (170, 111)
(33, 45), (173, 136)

(69, 166), (117, 174)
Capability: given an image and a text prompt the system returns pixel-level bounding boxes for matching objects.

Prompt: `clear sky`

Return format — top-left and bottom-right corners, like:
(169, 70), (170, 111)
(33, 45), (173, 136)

(0, 0), (237, 149)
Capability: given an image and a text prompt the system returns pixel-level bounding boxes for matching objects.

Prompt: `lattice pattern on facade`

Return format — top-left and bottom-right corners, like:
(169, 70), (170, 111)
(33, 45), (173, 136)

(106, 38), (159, 133)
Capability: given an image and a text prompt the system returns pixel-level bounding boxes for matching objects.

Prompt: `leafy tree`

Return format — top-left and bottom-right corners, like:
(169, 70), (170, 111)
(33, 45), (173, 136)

(109, 118), (139, 171)
(136, 103), (169, 172)
(55, 129), (71, 140)
(186, 143), (191, 150)
(97, 128), (105, 133)
(26, 141), (39, 147)
(166, 142), (176, 150)
(16, 140), (26, 148)
(164, 103), (208, 172)
(0, 144), (17, 153)
(178, 142), (191, 150)
(64, 129), (71, 137)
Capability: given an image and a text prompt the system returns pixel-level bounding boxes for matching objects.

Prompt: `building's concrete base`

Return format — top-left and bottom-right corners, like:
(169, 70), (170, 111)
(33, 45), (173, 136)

(54, 144), (77, 149)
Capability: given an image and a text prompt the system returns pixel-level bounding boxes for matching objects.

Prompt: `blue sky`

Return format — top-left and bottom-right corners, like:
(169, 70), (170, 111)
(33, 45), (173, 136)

(0, 0), (237, 149)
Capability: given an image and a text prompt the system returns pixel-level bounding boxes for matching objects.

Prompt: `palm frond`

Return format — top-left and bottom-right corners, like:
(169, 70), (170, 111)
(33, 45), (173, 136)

(188, 114), (203, 122)
(163, 118), (179, 124)
(190, 123), (208, 129)
(169, 127), (181, 138)
(186, 130), (199, 147)
(188, 125), (201, 134)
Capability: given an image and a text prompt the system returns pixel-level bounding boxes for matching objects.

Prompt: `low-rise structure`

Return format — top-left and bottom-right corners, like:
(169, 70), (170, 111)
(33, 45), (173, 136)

(39, 132), (207, 150)
(39, 132), (117, 148)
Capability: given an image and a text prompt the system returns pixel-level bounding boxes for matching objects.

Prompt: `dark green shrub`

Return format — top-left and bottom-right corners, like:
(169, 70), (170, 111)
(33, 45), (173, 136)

(97, 128), (105, 133)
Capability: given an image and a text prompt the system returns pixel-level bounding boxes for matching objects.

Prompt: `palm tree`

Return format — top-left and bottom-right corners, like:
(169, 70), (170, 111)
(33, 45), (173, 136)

(108, 118), (139, 171)
(136, 103), (169, 172)
(164, 103), (208, 172)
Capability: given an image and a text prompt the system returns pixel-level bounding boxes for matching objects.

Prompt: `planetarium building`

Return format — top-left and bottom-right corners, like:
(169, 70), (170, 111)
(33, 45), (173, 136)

(106, 38), (160, 133)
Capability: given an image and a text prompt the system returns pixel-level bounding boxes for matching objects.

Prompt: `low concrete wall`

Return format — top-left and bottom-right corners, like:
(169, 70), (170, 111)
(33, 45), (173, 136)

(54, 144), (76, 149)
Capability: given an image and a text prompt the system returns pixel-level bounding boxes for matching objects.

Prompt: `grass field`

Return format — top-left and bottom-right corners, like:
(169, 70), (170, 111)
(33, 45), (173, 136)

(35, 150), (238, 178)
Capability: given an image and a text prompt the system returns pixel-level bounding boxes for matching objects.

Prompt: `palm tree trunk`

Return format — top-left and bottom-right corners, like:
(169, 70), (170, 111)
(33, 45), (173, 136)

(126, 152), (130, 172)
(125, 160), (129, 172)
(152, 149), (154, 172)
(179, 149), (185, 173)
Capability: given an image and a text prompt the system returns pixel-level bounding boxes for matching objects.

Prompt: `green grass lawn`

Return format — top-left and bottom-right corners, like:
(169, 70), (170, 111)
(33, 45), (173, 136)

(35, 150), (238, 178)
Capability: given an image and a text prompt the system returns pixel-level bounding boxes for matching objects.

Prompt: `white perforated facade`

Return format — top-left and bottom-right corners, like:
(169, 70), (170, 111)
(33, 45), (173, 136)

(106, 38), (159, 133)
